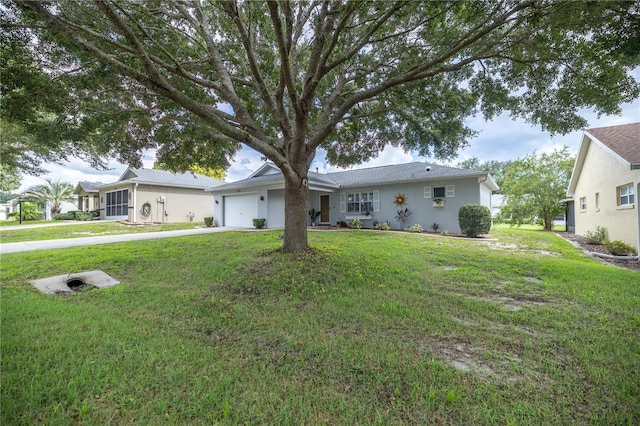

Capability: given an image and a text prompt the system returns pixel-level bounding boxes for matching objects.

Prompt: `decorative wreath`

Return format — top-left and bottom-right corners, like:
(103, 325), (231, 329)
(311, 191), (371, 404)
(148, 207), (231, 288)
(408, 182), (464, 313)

(394, 193), (408, 207)
(140, 202), (152, 218)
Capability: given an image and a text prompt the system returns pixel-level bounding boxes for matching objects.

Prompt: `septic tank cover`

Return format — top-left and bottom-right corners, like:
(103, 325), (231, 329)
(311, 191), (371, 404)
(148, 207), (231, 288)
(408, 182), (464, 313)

(30, 270), (120, 295)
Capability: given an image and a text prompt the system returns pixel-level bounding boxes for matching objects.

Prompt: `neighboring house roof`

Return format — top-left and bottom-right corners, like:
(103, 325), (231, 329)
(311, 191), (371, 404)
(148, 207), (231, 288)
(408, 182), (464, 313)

(587, 122), (640, 166)
(213, 162), (499, 192)
(98, 168), (224, 190)
(74, 181), (102, 194)
(567, 122), (640, 196)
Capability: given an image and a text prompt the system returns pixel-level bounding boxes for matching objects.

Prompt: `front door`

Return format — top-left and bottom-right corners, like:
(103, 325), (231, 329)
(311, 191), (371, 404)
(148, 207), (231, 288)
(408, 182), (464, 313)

(320, 195), (330, 223)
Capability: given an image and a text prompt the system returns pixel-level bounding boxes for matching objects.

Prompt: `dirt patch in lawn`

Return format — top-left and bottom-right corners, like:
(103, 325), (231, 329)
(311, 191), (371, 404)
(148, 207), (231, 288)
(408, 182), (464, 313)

(420, 338), (536, 383)
(486, 242), (558, 257)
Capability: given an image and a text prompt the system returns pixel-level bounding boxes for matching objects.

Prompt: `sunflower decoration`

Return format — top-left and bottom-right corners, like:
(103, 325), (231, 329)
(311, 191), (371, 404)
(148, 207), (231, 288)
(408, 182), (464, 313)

(394, 193), (408, 207)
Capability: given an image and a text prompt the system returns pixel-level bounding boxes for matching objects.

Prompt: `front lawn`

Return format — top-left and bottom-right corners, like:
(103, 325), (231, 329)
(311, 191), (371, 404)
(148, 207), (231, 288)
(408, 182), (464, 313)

(1, 229), (638, 424)
(0, 221), (204, 243)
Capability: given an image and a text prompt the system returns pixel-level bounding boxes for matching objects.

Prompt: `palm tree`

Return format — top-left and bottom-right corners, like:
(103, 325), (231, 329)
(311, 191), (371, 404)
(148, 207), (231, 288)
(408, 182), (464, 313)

(23, 178), (75, 218)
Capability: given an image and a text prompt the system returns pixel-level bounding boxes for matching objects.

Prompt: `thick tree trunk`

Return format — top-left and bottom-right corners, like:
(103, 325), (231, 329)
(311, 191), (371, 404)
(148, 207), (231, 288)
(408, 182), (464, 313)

(282, 170), (309, 252)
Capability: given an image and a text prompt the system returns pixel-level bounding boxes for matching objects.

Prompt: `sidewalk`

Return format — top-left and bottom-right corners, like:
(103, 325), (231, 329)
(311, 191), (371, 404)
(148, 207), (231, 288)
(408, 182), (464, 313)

(1, 220), (110, 231)
(0, 226), (236, 254)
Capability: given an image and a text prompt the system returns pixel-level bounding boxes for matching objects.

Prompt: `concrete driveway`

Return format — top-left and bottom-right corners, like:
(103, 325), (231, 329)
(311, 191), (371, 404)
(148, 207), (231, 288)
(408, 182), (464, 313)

(0, 226), (237, 254)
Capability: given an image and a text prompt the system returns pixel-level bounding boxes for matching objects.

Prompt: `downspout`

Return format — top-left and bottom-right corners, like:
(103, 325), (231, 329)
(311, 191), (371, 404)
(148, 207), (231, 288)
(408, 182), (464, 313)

(636, 179), (640, 262)
(133, 183), (138, 223)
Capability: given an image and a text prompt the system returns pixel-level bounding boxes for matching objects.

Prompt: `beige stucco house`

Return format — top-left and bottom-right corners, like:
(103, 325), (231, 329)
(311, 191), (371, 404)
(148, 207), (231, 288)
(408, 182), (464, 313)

(96, 168), (223, 223)
(567, 122), (640, 251)
(74, 181), (102, 213)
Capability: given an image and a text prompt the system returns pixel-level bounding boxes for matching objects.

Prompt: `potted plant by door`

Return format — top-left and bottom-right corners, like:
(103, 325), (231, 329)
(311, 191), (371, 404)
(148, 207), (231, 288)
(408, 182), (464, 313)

(308, 208), (321, 226)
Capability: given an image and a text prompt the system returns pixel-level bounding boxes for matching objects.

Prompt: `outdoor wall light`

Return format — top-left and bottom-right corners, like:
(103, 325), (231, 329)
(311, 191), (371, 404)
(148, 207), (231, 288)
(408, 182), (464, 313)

(260, 195), (265, 201)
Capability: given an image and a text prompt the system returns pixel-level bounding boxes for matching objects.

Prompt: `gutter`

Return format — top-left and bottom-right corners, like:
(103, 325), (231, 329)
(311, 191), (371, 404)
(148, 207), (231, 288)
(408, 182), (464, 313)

(637, 179), (640, 258)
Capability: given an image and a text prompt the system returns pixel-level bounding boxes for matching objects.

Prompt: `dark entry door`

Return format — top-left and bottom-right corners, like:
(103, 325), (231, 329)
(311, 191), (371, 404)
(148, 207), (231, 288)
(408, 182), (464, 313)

(320, 195), (330, 223)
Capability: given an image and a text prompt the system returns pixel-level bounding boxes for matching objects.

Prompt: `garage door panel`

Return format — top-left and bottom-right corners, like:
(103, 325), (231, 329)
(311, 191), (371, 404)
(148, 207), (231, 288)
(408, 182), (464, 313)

(224, 193), (257, 227)
(267, 190), (285, 228)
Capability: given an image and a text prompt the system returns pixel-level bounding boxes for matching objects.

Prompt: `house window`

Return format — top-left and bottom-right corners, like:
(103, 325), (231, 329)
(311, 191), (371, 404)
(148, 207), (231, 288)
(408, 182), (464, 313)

(340, 191), (379, 213)
(105, 189), (129, 217)
(433, 187), (446, 198)
(424, 185), (455, 199)
(580, 197), (587, 211)
(618, 183), (635, 206)
(347, 191), (373, 213)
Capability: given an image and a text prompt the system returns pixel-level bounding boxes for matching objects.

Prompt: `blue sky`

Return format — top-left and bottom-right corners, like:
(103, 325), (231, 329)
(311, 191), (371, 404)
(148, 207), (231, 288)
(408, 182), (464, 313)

(18, 97), (639, 191)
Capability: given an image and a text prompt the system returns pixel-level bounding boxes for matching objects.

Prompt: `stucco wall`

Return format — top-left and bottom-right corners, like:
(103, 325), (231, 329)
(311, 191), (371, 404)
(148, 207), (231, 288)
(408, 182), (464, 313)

(572, 141), (639, 250)
(317, 178), (483, 233)
(215, 176), (492, 233)
(76, 190), (100, 211)
(99, 184), (213, 223)
(134, 185), (213, 223)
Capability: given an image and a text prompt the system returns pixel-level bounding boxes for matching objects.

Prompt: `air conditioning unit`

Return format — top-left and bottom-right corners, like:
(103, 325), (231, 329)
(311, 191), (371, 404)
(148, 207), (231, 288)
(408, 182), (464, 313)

(159, 196), (166, 203)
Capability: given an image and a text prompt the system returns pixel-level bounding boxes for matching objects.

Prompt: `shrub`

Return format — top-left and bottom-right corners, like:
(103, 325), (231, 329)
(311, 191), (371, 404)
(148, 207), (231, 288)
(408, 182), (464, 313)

(458, 204), (491, 237)
(604, 240), (637, 256)
(252, 218), (266, 229)
(204, 217), (214, 227)
(54, 212), (76, 220)
(74, 211), (92, 221)
(441, 230), (449, 236)
(395, 208), (411, 229)
(585, 226), (607, 245)
(408, 224), (423, 233)
(374, 220), (390, 230)
(9, 202), (44, 221)
(349, 218), (362, 229)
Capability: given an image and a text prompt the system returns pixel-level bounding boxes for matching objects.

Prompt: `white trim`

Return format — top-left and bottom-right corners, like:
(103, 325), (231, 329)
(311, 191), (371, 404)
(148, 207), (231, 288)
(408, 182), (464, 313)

(340, 192), (346, 213)
(424, 186), (432, 199)
(446, 185), (455, 198)
(586, 130), (632, 167)
(104, 188), (129, 220)
(373, 190), (380, 212)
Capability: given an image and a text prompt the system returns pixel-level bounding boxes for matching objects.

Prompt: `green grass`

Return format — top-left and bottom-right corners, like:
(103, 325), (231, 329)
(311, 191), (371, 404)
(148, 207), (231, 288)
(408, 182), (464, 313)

(0, 221), (204, 243)
(2, 229), (639, 425)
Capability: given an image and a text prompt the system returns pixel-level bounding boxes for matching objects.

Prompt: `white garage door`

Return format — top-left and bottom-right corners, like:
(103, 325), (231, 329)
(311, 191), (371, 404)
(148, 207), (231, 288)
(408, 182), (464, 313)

(267, 189), (285, 228)
(224, 193), (257, 227)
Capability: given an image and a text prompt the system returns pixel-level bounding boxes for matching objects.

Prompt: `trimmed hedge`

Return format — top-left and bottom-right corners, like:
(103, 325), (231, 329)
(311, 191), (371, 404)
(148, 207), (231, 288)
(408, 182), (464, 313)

(458, 204), (491, 237)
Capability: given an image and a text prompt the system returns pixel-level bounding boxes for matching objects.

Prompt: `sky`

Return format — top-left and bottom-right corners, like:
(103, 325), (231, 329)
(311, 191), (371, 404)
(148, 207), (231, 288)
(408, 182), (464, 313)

(17, 97), (639, 192)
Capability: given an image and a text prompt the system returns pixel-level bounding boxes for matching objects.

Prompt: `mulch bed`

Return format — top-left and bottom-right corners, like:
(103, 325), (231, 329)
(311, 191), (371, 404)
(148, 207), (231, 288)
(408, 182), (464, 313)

(557, 232), (640, 273)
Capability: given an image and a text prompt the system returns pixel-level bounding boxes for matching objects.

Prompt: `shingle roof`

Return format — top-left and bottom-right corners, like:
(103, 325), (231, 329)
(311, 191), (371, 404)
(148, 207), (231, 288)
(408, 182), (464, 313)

(327, 162), (484, 187)
(99, 168), (224, 190)
(586, 122), (640, 165)
(212, 169), (340, 191)
(213, 161), (497, 192)
(75, 181), (102, 193)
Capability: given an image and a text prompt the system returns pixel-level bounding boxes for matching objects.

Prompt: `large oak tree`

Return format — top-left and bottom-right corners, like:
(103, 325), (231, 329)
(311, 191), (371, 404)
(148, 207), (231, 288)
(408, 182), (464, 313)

(4, 1), (639, 251)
